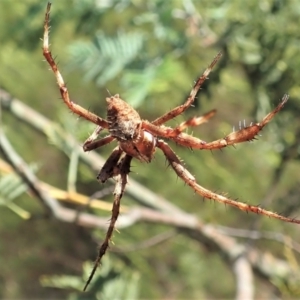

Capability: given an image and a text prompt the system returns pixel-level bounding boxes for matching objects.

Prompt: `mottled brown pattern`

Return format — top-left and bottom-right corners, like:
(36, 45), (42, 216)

(106, 94), (141, 141)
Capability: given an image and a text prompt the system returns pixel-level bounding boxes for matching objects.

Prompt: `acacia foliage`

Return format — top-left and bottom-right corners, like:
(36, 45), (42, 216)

(0, 0), (300, 299)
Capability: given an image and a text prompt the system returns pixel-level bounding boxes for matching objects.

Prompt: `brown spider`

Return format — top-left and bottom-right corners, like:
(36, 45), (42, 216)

(43, 2), (300, 291)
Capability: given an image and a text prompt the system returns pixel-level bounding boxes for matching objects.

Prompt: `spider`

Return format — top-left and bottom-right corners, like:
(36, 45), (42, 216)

(43, 2), (300, 291)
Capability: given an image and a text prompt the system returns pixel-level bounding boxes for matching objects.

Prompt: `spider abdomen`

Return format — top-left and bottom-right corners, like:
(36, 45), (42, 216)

(106, 94), (156, 162)
(106, 94), (141, 141)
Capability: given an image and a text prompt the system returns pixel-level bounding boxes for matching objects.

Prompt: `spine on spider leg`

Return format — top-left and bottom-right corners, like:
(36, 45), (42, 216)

(221, 94), (289, 145)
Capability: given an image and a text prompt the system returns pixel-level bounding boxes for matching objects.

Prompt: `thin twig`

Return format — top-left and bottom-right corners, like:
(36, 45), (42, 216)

(216, 225), (300, 254)
(0, 130), (113, 228)
(111, 230), (177, 253)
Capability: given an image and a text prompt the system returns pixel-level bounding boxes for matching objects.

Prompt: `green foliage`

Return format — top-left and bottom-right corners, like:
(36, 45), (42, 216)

(66, 0), (195, 107)
(1, 0), (300, 299)
(0, 166), (38, 219)
(41, 259), (140, 300)
(68, 32), (144, 87)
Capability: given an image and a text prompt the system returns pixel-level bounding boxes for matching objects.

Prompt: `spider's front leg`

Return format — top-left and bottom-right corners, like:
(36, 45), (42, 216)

(175, 94), (288, 150)
(157, 140), (300, 224)
(43, 3), (109, 128)
(83, 153), (132, 291)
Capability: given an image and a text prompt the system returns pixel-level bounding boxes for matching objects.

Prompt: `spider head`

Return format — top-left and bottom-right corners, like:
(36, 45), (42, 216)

(106, 94), (141, 141)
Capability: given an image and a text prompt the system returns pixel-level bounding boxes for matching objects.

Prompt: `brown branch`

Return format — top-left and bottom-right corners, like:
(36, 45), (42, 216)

(0, 130), (111, 228)
(0, 158), (124, 213)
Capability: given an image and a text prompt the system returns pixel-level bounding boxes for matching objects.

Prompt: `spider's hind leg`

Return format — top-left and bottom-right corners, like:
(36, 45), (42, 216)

(157, 138), (300, 225)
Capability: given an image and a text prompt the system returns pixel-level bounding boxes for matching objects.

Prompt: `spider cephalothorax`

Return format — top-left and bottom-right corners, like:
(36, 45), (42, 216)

(42, 2), (300, 291)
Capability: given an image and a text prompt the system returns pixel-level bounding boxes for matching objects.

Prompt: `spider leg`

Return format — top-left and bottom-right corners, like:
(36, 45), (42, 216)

(142, 109), (216, 144)
(177, 109), (216, 129)
(84, 125), (104, 146)
(172, 109), (216, 135)
(173, 95), (288, 149)
(157, 139), (300, 224)
(97, 147), (123, 182)
(83, 154), (132, 291)
(43, 3), (108, 128)
(143, 95), (288, 149)
(83, 135), (115, 152)
(152, 52), (221, 126)
(83, 125), (115, 151)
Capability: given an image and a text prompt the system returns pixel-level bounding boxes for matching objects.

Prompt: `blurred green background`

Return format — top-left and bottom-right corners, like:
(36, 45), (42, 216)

(1, 0), (300, 299)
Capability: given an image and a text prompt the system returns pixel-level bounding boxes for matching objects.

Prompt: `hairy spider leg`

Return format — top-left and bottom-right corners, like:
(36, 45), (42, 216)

(156, 139), (300, 224)
(43, 2), (109, 128)
(173, 109), (217, 134)
(151, 52), (222, 126)
(143, 94), (288, 149)
(171, 94), (288, 149)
